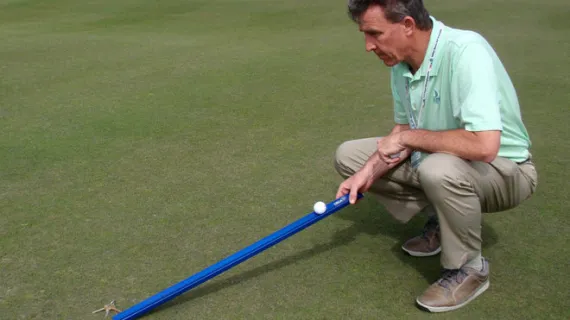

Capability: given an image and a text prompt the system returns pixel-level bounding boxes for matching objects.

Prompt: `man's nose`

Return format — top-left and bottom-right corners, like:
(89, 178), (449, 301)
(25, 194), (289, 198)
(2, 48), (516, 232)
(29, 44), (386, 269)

(365, 37), (376, 52)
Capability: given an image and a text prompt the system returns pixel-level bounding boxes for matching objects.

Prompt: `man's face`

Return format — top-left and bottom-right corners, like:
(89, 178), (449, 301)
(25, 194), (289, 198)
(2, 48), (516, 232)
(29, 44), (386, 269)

(358, 5), (410, 67)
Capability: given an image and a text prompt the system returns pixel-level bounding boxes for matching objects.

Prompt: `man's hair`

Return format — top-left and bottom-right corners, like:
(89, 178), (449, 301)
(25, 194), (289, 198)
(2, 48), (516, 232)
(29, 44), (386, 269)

(347, 0), (432, 30)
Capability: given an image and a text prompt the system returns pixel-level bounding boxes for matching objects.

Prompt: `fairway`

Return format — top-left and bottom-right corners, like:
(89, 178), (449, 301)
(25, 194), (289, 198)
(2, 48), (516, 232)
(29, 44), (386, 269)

(1, 0), (569, 319)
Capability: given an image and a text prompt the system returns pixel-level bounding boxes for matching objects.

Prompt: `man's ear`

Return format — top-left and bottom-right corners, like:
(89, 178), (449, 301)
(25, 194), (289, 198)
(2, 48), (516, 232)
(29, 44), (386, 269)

(401, 16), (416, 36)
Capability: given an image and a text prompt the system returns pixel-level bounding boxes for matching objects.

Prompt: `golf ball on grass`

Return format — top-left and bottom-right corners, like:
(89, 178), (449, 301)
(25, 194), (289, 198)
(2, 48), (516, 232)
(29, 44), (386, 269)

(313, 201), (326, 214)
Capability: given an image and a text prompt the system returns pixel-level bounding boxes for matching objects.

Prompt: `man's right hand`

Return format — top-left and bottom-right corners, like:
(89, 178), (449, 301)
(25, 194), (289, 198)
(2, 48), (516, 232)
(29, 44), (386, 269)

(336, 167), (375, 205)
(335, 147), (412, 204)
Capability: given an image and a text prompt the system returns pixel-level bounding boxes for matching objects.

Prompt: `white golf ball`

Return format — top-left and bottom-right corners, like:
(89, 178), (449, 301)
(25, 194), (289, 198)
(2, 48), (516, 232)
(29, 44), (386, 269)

(313, 201), (327, 214)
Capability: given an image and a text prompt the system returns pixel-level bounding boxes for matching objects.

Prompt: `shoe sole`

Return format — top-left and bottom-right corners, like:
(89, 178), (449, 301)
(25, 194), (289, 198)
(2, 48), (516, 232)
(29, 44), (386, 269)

(416, 280), (490, 313)
(401, 246), (441, 257)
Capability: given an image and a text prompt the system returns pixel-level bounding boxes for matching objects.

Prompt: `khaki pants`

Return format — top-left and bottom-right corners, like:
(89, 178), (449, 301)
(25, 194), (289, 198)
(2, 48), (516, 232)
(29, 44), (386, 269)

(334, 137), (538, 269)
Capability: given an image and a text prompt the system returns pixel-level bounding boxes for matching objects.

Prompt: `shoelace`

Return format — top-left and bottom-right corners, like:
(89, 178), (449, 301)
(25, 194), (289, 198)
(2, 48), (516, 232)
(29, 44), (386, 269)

(437, 269), (469, 290)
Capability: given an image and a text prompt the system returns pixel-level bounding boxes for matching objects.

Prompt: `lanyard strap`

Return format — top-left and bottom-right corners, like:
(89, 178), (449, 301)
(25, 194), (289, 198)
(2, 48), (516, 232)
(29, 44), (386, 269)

(406, 28), (443, 129)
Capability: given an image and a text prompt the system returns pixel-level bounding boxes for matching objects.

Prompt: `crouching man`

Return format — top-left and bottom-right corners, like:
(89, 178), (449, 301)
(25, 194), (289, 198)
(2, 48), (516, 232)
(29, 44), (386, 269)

(334, 0), (538, 312)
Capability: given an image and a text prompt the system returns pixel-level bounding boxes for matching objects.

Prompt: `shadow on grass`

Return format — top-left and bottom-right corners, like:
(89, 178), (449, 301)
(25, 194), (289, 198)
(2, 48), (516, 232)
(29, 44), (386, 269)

(149, 198), (498, 316)
(332, 198), (499, 284)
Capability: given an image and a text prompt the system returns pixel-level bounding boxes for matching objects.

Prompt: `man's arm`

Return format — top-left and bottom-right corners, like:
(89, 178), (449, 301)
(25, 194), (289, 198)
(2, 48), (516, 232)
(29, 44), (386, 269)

(336, 146), (404, 204)
(382, 42), (504, 164)
(367, 124), (412, 179)
(336, 124), (412, 203)
(403, 41), (502, 163)
(399, 129), (500, 163)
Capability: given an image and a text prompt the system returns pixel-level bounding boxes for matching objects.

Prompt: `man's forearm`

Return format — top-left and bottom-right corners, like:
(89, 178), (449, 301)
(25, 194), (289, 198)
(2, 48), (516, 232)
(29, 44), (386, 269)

(362, 151), (394, 180)
(364, 124), (412, 178)
(359, 124), (414, 181)
(399, 129), (499, 162)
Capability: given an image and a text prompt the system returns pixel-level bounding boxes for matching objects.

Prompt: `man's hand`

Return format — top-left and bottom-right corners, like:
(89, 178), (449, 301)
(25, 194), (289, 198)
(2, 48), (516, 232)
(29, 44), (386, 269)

(336, 167), (375, 204)
(377, 133), (407, 164)
(335, 149), (410, 204)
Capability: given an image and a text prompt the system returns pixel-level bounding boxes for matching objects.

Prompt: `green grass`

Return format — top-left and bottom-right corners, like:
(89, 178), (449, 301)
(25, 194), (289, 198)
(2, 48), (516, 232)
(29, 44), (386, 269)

(1, 0), (569, 319)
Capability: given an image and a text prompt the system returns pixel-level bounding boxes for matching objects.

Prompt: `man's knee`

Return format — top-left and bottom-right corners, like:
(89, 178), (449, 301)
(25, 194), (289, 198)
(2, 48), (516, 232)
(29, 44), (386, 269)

(417, 153), (469, 190)
(334, 137), (385, 178)
(334, 140), (358, 178)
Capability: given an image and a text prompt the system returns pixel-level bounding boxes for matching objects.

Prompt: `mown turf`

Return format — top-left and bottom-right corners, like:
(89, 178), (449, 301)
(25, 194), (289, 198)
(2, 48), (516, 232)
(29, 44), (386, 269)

(1, 0), (569, 319)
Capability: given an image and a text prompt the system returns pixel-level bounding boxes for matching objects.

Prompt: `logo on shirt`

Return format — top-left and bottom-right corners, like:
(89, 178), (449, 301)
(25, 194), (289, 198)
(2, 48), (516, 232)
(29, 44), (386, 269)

(434, 89), (441, 104)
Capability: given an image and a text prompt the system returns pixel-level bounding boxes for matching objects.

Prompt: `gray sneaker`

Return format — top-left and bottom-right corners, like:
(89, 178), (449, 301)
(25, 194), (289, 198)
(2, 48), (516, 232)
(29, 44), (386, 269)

(402, 216), (441, 257)
(416, 258), (490, 312)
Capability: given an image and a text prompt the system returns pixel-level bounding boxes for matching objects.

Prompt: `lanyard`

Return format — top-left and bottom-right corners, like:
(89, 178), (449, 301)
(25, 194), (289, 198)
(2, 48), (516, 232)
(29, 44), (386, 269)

(406, 28), (443, 129)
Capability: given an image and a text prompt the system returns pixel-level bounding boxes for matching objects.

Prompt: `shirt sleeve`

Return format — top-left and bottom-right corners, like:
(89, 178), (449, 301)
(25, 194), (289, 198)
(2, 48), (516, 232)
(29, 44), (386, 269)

(391, 69), (409, 124)
(452, 42), (503, 132)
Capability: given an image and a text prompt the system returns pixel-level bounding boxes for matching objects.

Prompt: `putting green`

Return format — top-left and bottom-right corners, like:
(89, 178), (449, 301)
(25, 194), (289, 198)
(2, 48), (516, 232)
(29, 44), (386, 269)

(1, 1), (569, 319)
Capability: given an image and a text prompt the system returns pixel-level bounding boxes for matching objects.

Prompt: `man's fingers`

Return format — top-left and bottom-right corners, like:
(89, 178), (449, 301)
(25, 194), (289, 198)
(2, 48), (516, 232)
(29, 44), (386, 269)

(336, 183), (349, 199)
(386, 156), (400, 163)
(349, 185), (360, 204)
(380, 152), (401, 164)
(380, 154), (394, 164)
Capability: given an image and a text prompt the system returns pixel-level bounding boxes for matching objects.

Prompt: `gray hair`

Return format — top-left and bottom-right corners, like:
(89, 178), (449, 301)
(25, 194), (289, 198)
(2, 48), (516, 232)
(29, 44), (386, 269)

(347, 0), (433, 30)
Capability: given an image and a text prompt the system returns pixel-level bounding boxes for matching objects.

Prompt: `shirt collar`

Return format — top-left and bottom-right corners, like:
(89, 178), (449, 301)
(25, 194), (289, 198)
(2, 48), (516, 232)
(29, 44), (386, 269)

(401, 16), (445, 80)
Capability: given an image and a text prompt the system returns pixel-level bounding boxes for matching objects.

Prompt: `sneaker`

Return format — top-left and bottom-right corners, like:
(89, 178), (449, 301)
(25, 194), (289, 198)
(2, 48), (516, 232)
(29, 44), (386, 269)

(401, 216), (441, 257)
(416, 258), (490, 312)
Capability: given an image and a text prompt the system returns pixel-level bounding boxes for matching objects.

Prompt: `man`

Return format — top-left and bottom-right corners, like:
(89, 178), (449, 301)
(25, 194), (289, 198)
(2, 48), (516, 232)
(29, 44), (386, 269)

(334, 0), (538, 313)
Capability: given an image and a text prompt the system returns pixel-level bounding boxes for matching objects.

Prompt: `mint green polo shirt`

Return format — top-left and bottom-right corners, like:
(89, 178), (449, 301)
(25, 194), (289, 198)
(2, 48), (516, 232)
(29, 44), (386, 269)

(391, 17), (531, 163)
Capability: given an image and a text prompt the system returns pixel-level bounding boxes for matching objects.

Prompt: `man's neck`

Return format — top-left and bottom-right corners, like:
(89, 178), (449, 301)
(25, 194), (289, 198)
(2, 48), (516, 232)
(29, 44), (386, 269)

(406, 29), (433, 74)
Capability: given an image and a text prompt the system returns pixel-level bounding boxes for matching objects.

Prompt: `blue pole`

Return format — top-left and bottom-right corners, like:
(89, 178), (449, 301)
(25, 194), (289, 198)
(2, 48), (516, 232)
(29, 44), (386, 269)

(113, 193), (363, 320)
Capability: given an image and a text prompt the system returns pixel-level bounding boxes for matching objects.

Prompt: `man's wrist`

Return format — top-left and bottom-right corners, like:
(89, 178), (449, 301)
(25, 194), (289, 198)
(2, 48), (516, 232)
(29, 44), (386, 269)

(399, 130), (411, 148)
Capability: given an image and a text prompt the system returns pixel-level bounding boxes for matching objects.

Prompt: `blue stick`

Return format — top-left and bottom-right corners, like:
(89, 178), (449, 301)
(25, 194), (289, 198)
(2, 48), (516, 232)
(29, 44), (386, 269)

(113, 193), (363, 320)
